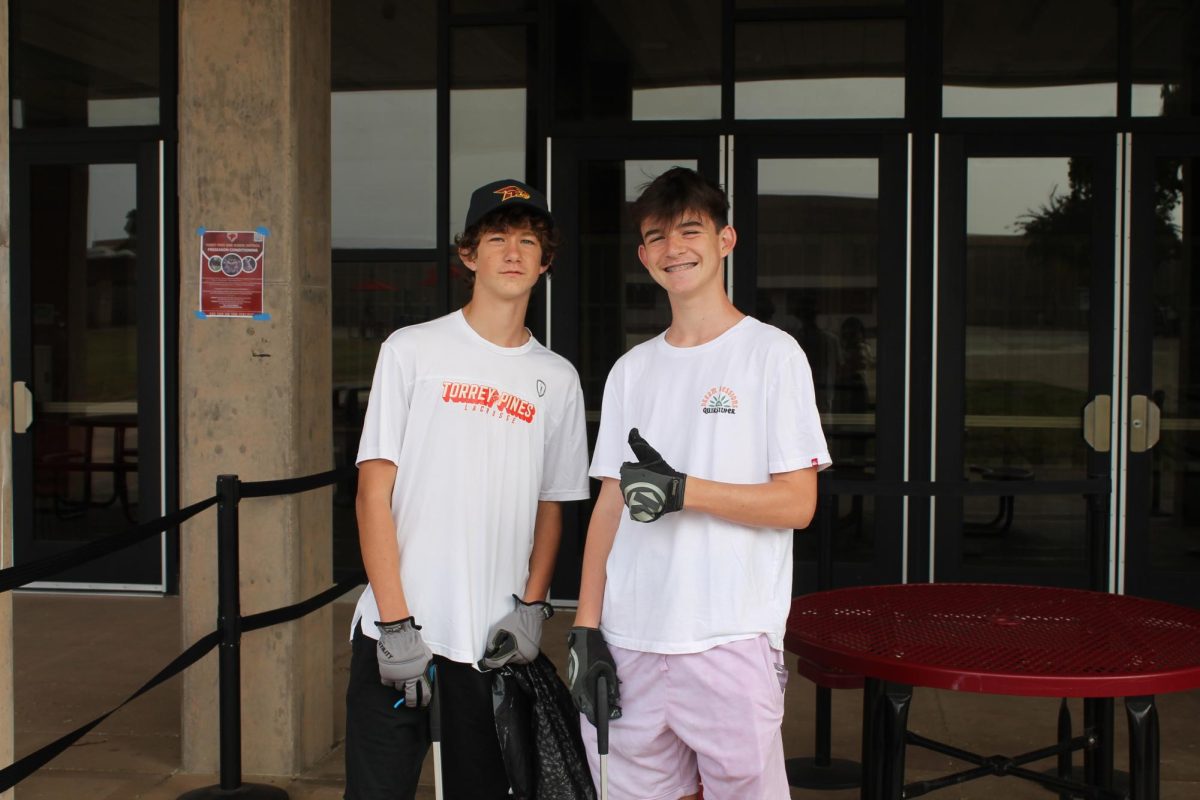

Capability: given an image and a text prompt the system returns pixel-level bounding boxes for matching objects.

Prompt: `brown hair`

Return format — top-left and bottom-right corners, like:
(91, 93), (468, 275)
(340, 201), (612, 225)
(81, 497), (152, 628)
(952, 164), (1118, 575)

(454, 205), (560, 268)
(630, 167), (729, 239)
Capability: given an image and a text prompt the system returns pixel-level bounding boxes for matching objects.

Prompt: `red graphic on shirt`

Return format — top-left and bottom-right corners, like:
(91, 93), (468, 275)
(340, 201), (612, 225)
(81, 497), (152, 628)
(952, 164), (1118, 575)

(442, 381), (536, 423)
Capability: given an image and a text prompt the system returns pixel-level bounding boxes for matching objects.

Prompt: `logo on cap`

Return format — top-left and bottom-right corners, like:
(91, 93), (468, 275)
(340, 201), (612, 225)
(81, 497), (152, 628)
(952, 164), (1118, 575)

(494, 185), (531, 202)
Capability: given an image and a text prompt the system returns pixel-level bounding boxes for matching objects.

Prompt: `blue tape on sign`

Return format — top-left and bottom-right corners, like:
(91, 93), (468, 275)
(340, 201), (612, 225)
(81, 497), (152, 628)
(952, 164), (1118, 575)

(195, 311), (209, 319)
(252, 313), (271, 321)
(196, 226), (206, 236)
(255, 226), (270, 237)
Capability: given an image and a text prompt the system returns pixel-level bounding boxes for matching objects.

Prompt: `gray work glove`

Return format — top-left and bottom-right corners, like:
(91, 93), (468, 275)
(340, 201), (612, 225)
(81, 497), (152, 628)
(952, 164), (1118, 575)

(567, 626), (622, 726)
(619, 428), (687, 522)
(478, 594), (554, 670)
(375, 617), (433, 708)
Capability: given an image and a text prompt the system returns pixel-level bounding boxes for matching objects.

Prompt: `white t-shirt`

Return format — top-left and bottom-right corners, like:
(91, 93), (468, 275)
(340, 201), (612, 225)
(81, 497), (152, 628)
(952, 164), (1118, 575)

(353, 310), (590, 665)
(590, 316), (830, 654)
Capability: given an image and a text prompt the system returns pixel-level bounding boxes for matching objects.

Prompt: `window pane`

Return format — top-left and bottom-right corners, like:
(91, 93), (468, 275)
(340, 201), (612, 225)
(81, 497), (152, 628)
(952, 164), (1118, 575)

(451, 27), (529, 243)
(943, 0), (1117, 117)
(331, 261), (439, 577)
(12, 0), (159, 128)
(332, 0), (437, 248)
(30, 163), (140, 542)
(736, 20), (905, 119)
(962, 157), (1095, 569)
(555, 0), (721, 122)
(575, 159), (697, 409)
(752, 159), (880, 565)
(1149, 157), (1199, 566)
(1132, 0), (1200, 117)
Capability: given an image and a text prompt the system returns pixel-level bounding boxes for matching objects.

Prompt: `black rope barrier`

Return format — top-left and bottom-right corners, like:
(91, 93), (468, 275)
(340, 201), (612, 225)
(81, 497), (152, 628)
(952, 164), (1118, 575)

(0, 465), (355, 799)
(239, 466), (355, 498)
(0, 630), (223, 792)
(0, 495), (218, 594)
(243, 571), (366, 633)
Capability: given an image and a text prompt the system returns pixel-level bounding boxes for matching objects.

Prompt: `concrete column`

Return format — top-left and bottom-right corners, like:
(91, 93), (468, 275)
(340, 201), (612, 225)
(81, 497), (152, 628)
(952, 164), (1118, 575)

(178, 0), (332, 775)
(0, 1), (13, 795)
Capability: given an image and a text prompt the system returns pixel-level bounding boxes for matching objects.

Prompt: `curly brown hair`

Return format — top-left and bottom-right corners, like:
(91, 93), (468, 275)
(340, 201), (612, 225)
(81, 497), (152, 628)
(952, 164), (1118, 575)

(454, 205), (561, 269)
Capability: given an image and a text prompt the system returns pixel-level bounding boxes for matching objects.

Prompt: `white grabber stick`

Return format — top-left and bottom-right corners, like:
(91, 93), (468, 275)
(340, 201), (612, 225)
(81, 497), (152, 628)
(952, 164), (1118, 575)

(596, 675), (610, 800)
(428, 664), (444, 800)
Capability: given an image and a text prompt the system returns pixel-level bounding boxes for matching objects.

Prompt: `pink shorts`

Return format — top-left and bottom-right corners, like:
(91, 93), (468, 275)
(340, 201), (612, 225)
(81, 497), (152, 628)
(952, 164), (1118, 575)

(579, 635), (790, 800)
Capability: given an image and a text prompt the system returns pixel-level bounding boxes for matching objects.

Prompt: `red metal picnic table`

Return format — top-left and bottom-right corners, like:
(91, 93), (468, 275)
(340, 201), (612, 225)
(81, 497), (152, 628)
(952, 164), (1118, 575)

(785, 583), (1200, 800)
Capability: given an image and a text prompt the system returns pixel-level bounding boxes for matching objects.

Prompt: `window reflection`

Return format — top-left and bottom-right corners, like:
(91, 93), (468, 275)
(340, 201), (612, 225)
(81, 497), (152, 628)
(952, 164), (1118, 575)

(736, 20), (905, 119)
(753, 158), (880, 564)
(1149, 157), (1198, 566)
(332, 0), (437, 248)
(555, 0), (721, 121)
(1132, 0), (1200, 117)
(577, 159), (697, 409)
(963, 157), (1094, 565)
(30, 163), (140, 541)
(451, 27), (528, 245)
(332, 92), (437, 248)
(331, 260), (439, 575)
(943, 0), (1117, 118)
(12, 0), (160, 128)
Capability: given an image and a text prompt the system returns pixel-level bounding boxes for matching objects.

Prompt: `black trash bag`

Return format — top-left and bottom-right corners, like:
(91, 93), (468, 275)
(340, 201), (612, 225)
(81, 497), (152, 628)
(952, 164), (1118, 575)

(492, 666), (535, 799)
(491, 654), (598, 800)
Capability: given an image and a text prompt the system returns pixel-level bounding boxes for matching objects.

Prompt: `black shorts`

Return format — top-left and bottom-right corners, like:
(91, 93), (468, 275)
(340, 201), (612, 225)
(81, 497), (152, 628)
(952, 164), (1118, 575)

(344, 623), (510, 800)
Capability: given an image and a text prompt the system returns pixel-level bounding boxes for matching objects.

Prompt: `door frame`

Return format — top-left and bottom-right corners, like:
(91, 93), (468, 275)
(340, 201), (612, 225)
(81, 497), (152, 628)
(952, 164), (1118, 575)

(10, 139), (167, 590)
(1123, 133), (1200, 605)
(934, 132), (1118, 589)
(733, 133), (910, 590)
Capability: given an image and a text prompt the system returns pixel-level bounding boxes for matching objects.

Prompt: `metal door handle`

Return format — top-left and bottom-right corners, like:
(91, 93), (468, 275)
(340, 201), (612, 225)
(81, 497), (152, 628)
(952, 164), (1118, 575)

(1129, 395), (1161, 453)
(1082, 395), (1111, 452)
(13, 381), (33, 434)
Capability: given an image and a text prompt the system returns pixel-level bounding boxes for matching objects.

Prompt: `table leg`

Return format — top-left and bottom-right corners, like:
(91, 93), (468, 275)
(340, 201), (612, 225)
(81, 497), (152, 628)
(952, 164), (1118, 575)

(860, 678), (885, 800)
(1084, 697), (1114, 789)
(1125, 696), (1159, 800)
(879, 683), (912, 800)
(1056, 698), (1072, 800)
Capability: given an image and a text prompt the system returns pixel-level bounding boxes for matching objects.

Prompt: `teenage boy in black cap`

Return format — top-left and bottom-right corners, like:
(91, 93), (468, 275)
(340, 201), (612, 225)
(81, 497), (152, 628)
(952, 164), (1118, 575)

(346, 179), (590, 799)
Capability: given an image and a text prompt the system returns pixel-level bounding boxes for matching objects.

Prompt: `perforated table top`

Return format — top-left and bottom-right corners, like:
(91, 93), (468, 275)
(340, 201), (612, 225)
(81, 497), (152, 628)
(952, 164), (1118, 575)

(784, 584), (1200, 697)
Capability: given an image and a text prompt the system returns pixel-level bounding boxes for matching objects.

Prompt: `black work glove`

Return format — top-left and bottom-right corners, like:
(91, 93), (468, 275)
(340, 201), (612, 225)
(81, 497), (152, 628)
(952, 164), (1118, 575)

(619, 428), (687, 522)
(566, 626), (621, 726)
(478, 595), (554, 670)
(375, 617), (433, 708)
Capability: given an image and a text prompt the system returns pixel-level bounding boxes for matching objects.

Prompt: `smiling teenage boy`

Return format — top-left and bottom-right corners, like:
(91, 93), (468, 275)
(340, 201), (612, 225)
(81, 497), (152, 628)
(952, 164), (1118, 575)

(347, 179), (590, 800)
(567, 167), (830, 800)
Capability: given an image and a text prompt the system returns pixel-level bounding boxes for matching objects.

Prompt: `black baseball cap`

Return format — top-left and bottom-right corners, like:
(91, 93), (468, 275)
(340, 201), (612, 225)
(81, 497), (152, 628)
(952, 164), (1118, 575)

(464, 179), (553, 231)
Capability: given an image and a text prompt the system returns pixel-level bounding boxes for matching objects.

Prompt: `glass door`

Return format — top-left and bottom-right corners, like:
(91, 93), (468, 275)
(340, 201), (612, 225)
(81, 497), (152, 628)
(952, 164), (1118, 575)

(1125, 135), (1200, 606)
(548, 137), (720, 601)
(935, 134), (1116, 589)
(11, 141), (165, 589)
(733, 134), (909, 591)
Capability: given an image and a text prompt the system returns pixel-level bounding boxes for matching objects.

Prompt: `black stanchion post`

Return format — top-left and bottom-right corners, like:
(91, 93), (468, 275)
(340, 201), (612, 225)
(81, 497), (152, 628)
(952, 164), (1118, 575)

(179, 474), (288, 800)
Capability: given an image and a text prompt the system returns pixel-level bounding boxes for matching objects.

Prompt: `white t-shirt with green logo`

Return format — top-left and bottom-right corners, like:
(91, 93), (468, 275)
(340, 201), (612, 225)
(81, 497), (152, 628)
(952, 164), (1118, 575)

(590, 316), (830, 654)
(353, 310), (590, 665)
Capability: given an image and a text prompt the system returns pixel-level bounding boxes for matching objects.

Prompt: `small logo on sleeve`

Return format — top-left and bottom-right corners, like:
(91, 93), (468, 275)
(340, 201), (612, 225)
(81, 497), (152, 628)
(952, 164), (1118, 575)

(701, 386), (738, 415)
(811, 458), (819, 467)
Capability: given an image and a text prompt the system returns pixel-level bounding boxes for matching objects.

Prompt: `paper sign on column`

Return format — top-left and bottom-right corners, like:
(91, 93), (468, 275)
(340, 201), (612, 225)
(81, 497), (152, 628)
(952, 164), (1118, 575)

(197, 227), (270, 320)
